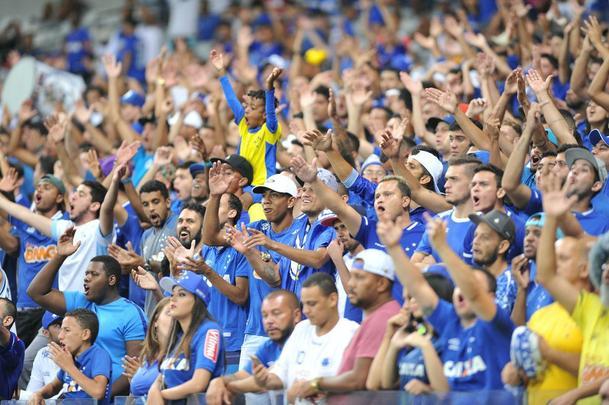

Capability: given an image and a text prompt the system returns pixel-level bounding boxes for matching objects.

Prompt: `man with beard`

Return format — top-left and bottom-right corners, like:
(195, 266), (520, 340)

(178, 196), (249, 374)
(509, 213), (555, 326)
(411, 157), (479, 265)
(462, 164), (527, 262)
(0, 175), (66, 349)
(537, 177), (609, 404)
(205, 290), (301, 405)
(466, 210), (516, 314)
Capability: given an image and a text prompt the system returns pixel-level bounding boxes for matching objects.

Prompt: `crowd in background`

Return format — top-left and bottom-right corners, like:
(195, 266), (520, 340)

(1, 0), (609, 403)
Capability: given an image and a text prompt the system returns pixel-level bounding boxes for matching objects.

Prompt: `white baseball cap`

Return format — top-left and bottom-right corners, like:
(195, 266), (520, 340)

(352, 249), (395, 281)
(252, 174), (298, 197)
(410, 150), (443, 193)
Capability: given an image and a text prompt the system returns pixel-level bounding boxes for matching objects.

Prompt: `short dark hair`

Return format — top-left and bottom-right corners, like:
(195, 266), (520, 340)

(177, 161), (196, 171)
(181, 201), (206, 223)
(473, 164), (504, 188)
(82, 181), (107, 218)
(90, 256), (121, 287)
(247, 89), (278, 107)
(0, 298), (16, 328)
(448, 156), (482, 177)
(379, 175), (411, 199)
(541, 53), (559, 70)
(541, 151), (557, 159)
(556, 143), (579, 154)
(473, 267), (498, 294)
(302, 272), (338, 296)
(140, 180), (170, 199)
(313, 85), (330, 100)
(65, 308), (100, 344)
(424, 273), (454, 303)
(39, 155), (57, 175)
(264, 289), (300, 310)
(226, 193), (243, 224)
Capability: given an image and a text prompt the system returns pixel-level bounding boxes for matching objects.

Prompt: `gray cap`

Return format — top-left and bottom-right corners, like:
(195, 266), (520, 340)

(468, 210), (516, 242)
(566, 147), (607, 183)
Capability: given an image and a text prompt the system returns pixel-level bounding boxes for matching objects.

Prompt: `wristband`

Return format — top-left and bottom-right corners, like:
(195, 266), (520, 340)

(121, 177), (132, 185)
(292, 112), (304, 119)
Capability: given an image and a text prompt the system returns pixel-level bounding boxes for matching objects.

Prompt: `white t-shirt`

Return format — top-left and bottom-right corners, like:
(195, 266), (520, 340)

(336, 252), (357, 318)
(0, 267), (10, 299)
(270, 318), (359, 393)
(51, 219), (113, 291)
(167, 0), (198, 39)
(26, 346), (60, 394)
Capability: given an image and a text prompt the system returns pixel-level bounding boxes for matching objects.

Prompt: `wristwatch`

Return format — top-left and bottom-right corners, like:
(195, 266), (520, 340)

(310, 377), (322, 392)
(260, 252), (272, 262)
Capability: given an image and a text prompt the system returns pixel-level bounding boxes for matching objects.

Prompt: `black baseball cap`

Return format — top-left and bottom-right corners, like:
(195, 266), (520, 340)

(210, 155), (254, 185)
(468, 210), (515, 242)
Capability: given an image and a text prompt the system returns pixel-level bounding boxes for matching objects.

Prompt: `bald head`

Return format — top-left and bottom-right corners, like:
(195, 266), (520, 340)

(264, 290), (300, 311)
(555, 237), (590, 288)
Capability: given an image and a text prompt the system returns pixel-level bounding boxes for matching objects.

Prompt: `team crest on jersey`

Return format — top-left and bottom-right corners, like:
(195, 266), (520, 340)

(204, 329), (220, 362)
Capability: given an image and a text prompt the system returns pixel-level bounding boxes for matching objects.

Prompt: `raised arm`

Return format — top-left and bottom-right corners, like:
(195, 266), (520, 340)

(526, 69), (576, 145)
(0, 192), (52, 237)
(400, 72), (436, 146)
(210, 49), (245, 123)
(290, 156), (363, 238)
(426, 217), (497, 320)
(202, 162), (231, 247)
(26, 228), (81, 315)
(99, 164), (126, 237)
(380, 132), (451, 213)
(265, 68), (282, 133)
(570, 35), (593, 99)
(587, 56), (609, 112)
(501, 106), (536, 208)
(536, 174), (580, 313)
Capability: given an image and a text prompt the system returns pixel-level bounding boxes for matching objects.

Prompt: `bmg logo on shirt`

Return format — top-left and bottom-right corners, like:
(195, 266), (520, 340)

(24, 244), (57, 263)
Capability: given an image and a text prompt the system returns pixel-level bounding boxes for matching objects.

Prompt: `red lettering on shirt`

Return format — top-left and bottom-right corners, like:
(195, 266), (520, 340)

(204, 329), (220, 363)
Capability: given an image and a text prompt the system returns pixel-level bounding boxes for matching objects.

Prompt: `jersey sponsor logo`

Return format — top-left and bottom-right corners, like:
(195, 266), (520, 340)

(399, 362), (426, 378)
(161, 356), (190, 371)
(204, 329), (220, 362)
(24, 244), (57, 263)
(444, 355), (487, 378)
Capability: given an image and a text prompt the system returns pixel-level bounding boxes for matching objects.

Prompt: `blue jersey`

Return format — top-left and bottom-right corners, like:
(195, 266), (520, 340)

(0, 332), (25, 399)
(65, 27), (90, 73)
(243, 338), (283, 374)
(57, 344), (112, 404)
(427, 300), (514, 391)
(245, 216), (308, 335)
(116, 32), (145, 83)
(507, 261), (553, 321)
(130, 360), (159, 396)
(416, 209), (471, 262)
(132, 147), (154, 187)
(279, 215), (335, 298)
(115, 202), (145, 307)
(398, 337), (443, 388)
(575, 208), (609, 235)
(64, 292), (147, 384)
(355, 216), (425, 303)
(11, 211), (65, 308)
(495, 266), (516, 314)
(202, 245), (249, 352)
(410, 206), (434, 227)
(160, 320), (224, 388)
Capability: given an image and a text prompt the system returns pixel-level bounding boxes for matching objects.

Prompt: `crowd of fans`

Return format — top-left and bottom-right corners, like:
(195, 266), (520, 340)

(2, 0), (609, 403)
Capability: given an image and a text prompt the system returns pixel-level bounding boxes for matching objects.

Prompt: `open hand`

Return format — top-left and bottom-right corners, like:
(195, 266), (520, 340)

(57, 227), (81, 257)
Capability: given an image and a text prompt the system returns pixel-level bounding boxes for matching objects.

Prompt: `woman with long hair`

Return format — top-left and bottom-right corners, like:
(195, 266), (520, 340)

(123, 298), (172, 396)
(148, 271), (224, 402)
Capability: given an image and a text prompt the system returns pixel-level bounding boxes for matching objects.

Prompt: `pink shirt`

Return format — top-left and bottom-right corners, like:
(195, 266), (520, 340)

(337, 299), (401, 373)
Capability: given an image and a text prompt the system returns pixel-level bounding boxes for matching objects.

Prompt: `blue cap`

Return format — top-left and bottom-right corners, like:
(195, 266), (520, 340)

(189, 162), (211, 176)
(468, 150), (490, 164)
(590, 129), (609, 147)
(160, 271), (210, 305)
(252, 13), (272, 29)
(42, 311), (63, 329)
(121, 90), (146, 108)
(131, 121), (144, 135)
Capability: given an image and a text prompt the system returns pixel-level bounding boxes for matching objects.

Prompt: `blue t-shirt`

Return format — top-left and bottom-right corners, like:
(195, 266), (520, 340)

(130, 360), (159, 396)
(244, 216), (309, 335)
(427, 300), (514, 391)
(574, 208), (609, 236)
(397, 337), (443, 389)
(355, 216), (425, 303)
(132, 146), (154, 187)
(416, 209), (472, 263)
(243, 338), (283, 374)
(115, 202), (145, 307)
(0, 332), (25, 399)
(65, 27), (91, 73)
(279, 215), (335, 298)
(116, 32), (145, 83)
(160, 319), (224, 388)
(202, 245), (249, 352)
(11, 211), (66, 308)
(64, 292), (147, 384)
(505, 260), (553, 321)
(495, 266), (516, 314)
(57, 344), (112, 404)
